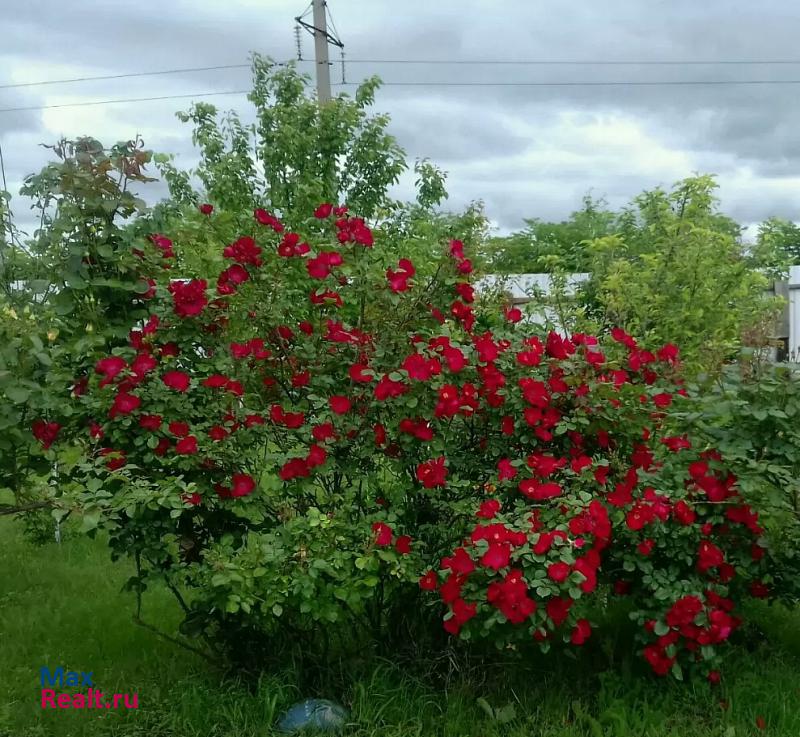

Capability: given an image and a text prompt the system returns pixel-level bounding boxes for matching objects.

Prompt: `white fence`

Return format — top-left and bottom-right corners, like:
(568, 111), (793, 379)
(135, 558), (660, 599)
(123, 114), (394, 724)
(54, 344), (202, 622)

(789, 266), (800, 361)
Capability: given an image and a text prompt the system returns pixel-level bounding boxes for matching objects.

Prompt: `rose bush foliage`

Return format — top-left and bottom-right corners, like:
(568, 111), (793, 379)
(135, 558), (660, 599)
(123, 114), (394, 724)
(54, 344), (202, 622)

(41, 203), (789, 681)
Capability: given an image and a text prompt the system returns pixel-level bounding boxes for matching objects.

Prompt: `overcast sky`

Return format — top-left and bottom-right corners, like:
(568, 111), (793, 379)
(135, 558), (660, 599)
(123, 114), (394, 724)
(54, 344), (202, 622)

(2, 0), (800, 235)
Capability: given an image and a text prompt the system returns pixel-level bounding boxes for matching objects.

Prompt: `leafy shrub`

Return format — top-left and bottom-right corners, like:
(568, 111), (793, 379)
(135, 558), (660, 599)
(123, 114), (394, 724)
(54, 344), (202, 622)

(680, 362), (800, 604)
(33, 200), (797, 683)
(484, 176), (780, 378)
(0, 136), (157, 513)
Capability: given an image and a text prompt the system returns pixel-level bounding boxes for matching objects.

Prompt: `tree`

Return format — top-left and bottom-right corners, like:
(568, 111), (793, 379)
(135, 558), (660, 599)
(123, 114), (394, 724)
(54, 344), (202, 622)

(0, 137), (156, 509)
(585, 176), (777, 376)
(164, 56), (411, 222)
(750, 217), (800, 277)
(481, 195), (615, 273)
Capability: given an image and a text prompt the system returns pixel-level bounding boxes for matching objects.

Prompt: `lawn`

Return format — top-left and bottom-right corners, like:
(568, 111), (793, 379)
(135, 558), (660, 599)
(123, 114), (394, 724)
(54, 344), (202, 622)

(0, 518), (798, 737)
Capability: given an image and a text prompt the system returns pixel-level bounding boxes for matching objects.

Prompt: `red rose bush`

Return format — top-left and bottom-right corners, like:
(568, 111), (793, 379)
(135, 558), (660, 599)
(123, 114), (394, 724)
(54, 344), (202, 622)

(62, 204), (776, 679)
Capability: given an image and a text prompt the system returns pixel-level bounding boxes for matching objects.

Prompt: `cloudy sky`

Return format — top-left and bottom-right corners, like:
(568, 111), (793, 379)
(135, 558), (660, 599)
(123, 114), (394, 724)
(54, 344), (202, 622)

(2, 0), (800, 235)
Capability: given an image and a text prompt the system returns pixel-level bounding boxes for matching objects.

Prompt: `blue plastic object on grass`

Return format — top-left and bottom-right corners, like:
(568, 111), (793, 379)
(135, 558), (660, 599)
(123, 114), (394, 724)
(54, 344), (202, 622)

(275, 698), (349, 734)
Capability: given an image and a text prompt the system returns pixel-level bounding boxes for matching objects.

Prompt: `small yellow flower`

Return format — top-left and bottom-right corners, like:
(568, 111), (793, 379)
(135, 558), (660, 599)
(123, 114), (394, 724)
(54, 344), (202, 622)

(47, 330), (59, 342)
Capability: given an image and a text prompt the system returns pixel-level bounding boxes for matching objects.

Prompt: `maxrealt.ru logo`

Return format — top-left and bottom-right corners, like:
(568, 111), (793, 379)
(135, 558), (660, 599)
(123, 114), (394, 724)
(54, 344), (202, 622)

(40, 667), (139, 710)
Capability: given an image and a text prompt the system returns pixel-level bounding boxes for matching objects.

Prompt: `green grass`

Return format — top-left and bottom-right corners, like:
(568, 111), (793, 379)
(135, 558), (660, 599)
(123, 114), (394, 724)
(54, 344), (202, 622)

(1, 518), (798, 737)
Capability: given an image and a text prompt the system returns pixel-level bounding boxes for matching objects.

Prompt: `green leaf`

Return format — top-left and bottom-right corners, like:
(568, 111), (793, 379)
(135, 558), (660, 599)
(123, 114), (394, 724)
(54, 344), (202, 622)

(494, 704), (517, 724)
(80, 512), (101, 532)
(653, 621), (670, 636)
(475, 697), (494, 719)
(4, 386), (30, 403)
(51, 291), (75, 315)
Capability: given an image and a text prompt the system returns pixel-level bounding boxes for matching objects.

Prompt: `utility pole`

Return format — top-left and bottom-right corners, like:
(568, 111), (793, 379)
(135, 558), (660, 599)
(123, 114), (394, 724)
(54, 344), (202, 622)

(296, 1), (344, 103)
(312, 0), (332, 103)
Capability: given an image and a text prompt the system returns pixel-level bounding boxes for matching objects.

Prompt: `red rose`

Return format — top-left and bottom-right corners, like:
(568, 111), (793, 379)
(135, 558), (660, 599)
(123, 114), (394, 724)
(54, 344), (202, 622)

(223, 236), (263, 266)
(571, 619), (592, 645)
(32, 419), (61, 449)
(349, 364), (373, 383)
(657, 343), (679, 363)
(637, 539), (655, 556)
(202, 374), (230, 389)
(329, 395), (352, 414)
(314, 203), (333, 218)
(481, 542), (511, 571)
(749, 580), (769, 598)
(653, 392), (673, 408)
(419, 570), (438, 590)
(216, 265), (249, 295)
(254, 208), (284, 232)
(153, 438), (170, 456)
(518, 479), (562, 501)
(372, 522), (393, 546)
(697, 540), (725, 572)
(386, 258), (415, 292)
(497, 459), (517, 482)
(545, 596), (573, 627)
(291, 371), (310, 388)
(130, 352), (157, 381)
(100, 448), (127, 471)
(271, 405), (305, 429)
(306, 444), (327, 468)
(149, 233), (174, 258)
(443, 598), (476, 635)
(613, 580), (631, 596)
(673, 500), (696, 525)
(312, 423), (336, 442)
(416, 456), (448, 488)
(547, 561), (571, 583)
(208, 425), (228, 441)
(199, 203), (213, 215)
(442, 547), (475, 575)
(175, 436), (198, 455)
(139, 414), (162, 431)
(307, 251), (343, 279)
(280, 457), (310, 481)
(162, 371), (191, 392)
(477, 499), (501, 519)
(168, 421), (190, 437)
(168, 279), (208, 318)
(95, 356), (127, 387)
(395, 535), (412, 555)
(109, 392), (140, 419)
(231, 473), (256, 498)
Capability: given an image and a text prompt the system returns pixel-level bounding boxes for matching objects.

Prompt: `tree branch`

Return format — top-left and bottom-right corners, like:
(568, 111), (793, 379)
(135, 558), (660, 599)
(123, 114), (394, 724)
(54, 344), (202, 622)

(0, 501), (53, 516)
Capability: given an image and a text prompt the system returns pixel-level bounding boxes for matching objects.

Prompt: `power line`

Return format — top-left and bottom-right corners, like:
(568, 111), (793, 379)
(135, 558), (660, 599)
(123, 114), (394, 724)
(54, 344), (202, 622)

(0, 90), (251, 114)
(336, 79), (800, 87)
(4, 77), (800, 114)
(347, 58), (800, 66)
(0, 140), (7, 191)
(0, 62), (300, 90)
(5, 57), (800, 90)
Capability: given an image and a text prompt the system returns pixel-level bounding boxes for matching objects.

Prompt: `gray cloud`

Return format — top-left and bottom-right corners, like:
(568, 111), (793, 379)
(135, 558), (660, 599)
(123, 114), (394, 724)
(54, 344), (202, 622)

(2, 0), (800, 233)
